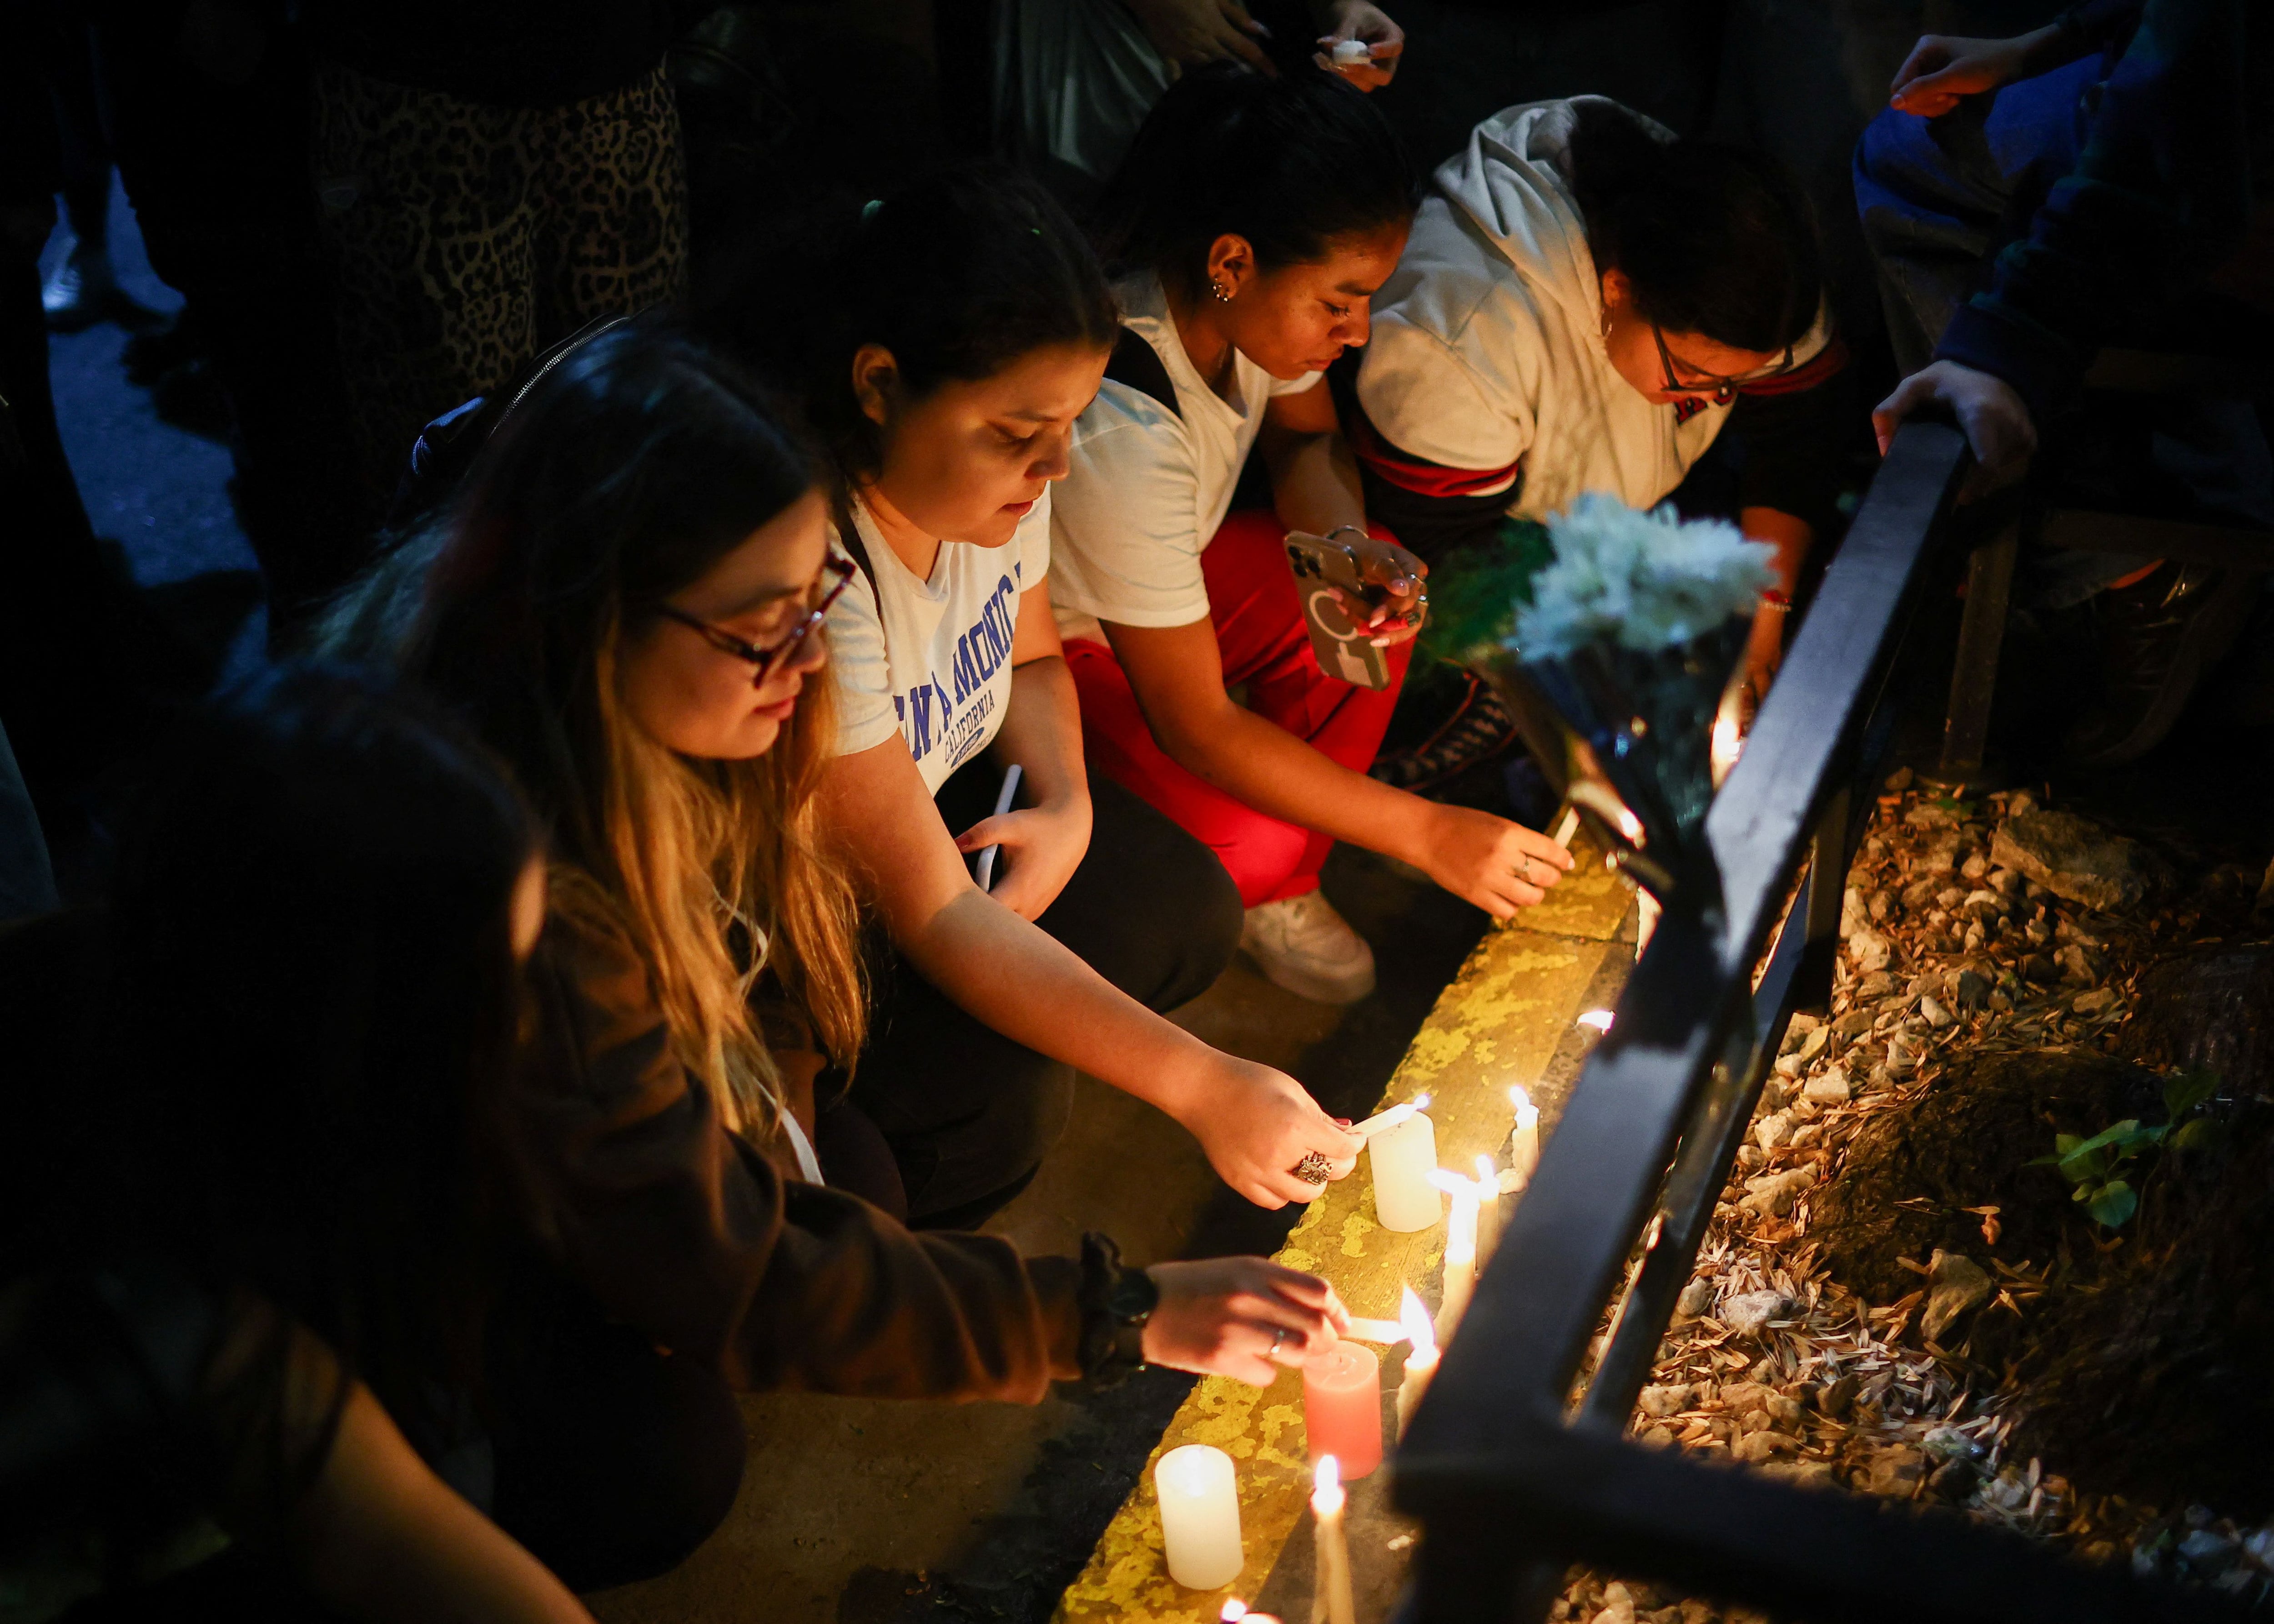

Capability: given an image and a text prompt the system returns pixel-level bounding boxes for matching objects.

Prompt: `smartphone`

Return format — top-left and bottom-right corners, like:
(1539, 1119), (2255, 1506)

(1283, 531), (1393, 690)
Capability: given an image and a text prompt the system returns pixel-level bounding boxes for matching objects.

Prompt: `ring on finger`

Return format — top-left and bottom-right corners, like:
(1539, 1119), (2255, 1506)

(1270, 1326), (1288, 1357)
(1290, 1151), (1334, 1184)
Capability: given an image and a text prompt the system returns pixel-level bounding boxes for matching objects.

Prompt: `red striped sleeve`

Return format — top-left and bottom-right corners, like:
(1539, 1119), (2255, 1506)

(1345, 404), (1523, 499)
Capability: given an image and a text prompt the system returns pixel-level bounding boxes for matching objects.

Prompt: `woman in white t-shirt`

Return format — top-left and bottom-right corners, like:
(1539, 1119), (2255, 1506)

(1052, 65), (1575, 1007)
(723, 169), (1363, 1226)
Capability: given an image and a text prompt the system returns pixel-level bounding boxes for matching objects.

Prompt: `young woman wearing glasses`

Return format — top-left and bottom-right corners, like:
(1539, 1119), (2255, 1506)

(1348, 96), (1847, 701)
(703, 168), (1362, 1226)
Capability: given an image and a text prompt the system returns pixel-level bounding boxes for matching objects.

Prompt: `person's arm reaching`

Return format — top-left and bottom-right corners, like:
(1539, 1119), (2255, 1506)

(822, 726), (1359, 1208)
(1875, 0), (2248, 482)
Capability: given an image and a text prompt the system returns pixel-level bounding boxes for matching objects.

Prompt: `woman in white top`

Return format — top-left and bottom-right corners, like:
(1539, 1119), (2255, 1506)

(1051, 65), (1575, 1006)
(1348, 97), (1848, 702)
(724, 169), (1363, 1225)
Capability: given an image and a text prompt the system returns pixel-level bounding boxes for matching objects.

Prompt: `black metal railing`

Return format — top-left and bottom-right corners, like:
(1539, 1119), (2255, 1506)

(1389, 423), (2247, 1624)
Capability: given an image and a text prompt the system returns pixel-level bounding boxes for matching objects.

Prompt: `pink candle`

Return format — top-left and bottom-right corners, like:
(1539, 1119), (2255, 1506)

(1302, 1341), (1383, 1480)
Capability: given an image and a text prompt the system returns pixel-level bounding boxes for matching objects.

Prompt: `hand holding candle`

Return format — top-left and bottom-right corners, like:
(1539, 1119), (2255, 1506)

(1157, 1444), (1244, 1589)
(1309, 1457), (1357, 1624)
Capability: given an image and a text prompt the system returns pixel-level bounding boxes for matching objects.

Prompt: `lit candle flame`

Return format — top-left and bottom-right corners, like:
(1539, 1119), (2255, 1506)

(1711, 691), (1744, 786)
(1222, 1604), (1248, 1623)
(1311, 1453), (1345, 1515)
(1508, 1084), (1539, 1127)
(1475, 1153), (1496, 1187)
(1413, 1092), (1430, 1109)
(1399, 1285), (1436, 1356)
(1577, 1009), (1615, 1033)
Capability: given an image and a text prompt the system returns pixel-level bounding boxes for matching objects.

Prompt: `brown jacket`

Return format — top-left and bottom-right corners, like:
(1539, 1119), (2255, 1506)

(519, 910), (1089, 1400)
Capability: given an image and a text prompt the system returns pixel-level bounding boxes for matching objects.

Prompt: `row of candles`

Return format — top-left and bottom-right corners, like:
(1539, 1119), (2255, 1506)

(1152, 1058), (1611, 1612)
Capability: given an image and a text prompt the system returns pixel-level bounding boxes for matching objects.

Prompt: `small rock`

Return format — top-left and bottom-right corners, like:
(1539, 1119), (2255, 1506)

(2241, 1524), (2274, 1569)
(1866, 1448), (1925, 1498)
(1920, 995), (1954, 1029)
(1922, 1250), (1994, 1341)
(1721, 1290), (1796, 1336)
(1794, 1025), (1829, 1063)
(1738, 1168), (1816, 1219)
(1736, 1143), (1766, 1171)
(1990, 867), (2025, 895)
(1955, 970), (1991, 1009)
(1731, 1430), (1799, 1463)
(1992, 810), (2155, 912)
(2006, 788), (2039, 816)
(1922, 830), (1963, 873)
(1841, 885), (1868, 937)
(1869, 890), (1893, 922)
(2073, 987), (2116, 1016)
(1765, 1393), (1805, 1428)
(1589, 1587), (1637, 1624)
(1961, 853), (1989, 881)
(2057, 944), (2097, 983)
(1901, 878), (1939, 910)
(2178, 1530), (2238, 1573)
(1906, 801), (1958, 829)
(1885, 1037), (1917, 1074)
(1885, 766), (1914, 792)
(1759, 1459), (1836, 1490)
(1930, 1458), (1981, 1501)
(1804, 1068), (1851, 1105)
(1639, 1424), (1675, 1449)
(2023, 952), (2062, 985)
(1814, 1374), (1859, 1418)
(1831, 1008), (1874, 1040)
(1922, 1426), (1979, 1462)
(1846, 928), (1892, 973)
(1638, 1383), (1696, 1417)
(1717, 1382), (1771, 1413)
(1856, 970), (1895, 999)
(1754, 1111), (1793, 1151)
(1935, 885), (1966, 910)
(1675, 1277), (1716, 1320)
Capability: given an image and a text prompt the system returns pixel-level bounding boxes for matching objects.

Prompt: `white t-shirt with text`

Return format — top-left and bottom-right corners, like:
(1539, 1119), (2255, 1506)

(824, 491), (1049, 796)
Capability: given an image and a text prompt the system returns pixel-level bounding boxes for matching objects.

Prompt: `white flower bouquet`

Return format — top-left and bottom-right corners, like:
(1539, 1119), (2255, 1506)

(1488, 497), (1774, 898)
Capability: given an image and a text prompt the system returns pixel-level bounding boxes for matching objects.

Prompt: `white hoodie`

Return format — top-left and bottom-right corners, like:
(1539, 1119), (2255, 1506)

(1355, 98), (1825, 522)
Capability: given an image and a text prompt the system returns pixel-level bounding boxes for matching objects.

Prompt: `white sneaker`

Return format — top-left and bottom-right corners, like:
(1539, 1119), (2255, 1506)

(1240, 890), (1377, 1005)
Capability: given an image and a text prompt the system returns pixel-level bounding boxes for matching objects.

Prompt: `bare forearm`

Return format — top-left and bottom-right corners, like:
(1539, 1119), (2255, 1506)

(1263, 428), (1367, 539)
(1739, 507), (1813, 593)
(992, 657), (1087, 810)
(301, 1384), (591, 1624)
(900, 893), (1213, 1113)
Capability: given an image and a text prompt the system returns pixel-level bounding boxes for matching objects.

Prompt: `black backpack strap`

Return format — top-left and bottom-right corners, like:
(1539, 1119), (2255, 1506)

(1102, 324), (1182, 420)
(828, 489), (881, 611)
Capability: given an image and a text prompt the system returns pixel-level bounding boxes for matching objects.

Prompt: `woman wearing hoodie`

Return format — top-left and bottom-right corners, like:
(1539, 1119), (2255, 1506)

(1348, 97), (1847, 703)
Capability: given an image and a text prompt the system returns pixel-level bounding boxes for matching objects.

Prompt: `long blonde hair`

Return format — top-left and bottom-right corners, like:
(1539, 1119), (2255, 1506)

(364, 322), (866, 1138)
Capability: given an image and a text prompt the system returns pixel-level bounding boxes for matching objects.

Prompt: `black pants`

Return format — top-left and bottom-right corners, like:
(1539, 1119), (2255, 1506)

(849, 764), (1243, 1230)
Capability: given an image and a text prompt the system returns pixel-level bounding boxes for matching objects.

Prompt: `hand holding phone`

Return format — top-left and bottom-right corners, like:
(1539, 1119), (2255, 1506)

(1282, 530), (1426, 689)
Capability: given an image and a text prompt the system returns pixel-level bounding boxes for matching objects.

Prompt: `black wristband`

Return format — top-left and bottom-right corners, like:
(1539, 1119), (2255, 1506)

(1077, 1232), (1157, 1386)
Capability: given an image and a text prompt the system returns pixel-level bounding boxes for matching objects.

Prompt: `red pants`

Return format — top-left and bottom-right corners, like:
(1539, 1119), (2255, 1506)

(1067, 510), (1412, 909)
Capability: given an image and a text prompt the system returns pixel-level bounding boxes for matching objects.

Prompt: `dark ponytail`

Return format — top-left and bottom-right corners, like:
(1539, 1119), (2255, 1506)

(1565, 100), (1823, 354)
(703, 164), (1117, 483)
(1094, 62), (1419, 300)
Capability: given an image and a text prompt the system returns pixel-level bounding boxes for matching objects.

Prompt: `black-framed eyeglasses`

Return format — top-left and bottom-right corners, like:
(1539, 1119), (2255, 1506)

(655, 554), (857, 686)
(1652, 323), (1794, 403)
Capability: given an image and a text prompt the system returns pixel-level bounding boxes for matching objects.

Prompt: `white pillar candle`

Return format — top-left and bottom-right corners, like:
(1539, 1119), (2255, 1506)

(1309, 1457), (1357, 1624)
(1368, 1109), (1441, 1232)
(1427, 1169), (1478, 1338)
(1506, 1085), (1541, 1188)
(1156, 1444), (1243, 1590)
(1393, 1288), (1438, 1439)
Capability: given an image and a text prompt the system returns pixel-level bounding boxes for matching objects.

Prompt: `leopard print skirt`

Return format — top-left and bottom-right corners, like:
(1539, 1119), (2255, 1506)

(312, 60), (689, 497)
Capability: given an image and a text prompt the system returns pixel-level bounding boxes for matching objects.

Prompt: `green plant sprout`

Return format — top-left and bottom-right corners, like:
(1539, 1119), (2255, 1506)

(2031, 1069), (2222, 1230)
